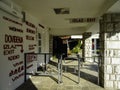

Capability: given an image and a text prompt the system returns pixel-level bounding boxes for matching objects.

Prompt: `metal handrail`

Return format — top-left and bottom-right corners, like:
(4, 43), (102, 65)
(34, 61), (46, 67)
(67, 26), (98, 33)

(24, 53), (63, 84)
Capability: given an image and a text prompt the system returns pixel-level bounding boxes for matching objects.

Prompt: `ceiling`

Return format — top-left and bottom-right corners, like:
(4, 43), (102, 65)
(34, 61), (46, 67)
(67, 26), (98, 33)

(12, 0), (118, 35)
(107, 0), (120, 13)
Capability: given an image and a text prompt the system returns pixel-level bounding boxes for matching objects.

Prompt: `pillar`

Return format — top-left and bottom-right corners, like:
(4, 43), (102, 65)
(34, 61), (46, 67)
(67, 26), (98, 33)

(49, 35), (53, 53)
(99, 13), (120, 89)
(82, 32), (92, 62)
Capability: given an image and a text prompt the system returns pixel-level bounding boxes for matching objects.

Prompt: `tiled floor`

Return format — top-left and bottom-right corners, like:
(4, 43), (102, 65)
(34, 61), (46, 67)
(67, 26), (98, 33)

(16, 62), (117, 90)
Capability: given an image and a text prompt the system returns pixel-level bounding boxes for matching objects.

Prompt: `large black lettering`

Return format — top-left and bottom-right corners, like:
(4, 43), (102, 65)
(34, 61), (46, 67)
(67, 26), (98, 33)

(5, 34), (23, 43)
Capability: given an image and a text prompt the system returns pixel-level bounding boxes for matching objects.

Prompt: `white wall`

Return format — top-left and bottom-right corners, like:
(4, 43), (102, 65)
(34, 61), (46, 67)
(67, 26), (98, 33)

(42, 29), (49, 53)
(37, 27), (49, 53)
(0, 9), (49, 90)
(0, 9), (24, 90)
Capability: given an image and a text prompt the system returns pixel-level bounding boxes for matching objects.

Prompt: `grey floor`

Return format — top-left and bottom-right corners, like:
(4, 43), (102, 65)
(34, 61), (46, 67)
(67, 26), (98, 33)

(16, 61), (117, 90)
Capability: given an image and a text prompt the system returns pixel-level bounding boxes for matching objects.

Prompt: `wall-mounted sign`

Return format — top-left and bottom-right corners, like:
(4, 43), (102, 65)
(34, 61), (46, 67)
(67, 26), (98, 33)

(3, 16), (22, 26)
(9, 26), (23, 33)
(13, 61), (23, 67)
(26, 28), (36, 34)
(26, 35), (34, 40)
(9, 65), (24, 77)
(5, 34), (23, 43)
(68, 17), (97, 23)
(8, 55), (20, 61)
(26, 21), (36, 29)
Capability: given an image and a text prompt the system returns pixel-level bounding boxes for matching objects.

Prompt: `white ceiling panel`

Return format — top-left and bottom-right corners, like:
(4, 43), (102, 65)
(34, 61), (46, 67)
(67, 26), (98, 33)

(12, 0), (118, 35)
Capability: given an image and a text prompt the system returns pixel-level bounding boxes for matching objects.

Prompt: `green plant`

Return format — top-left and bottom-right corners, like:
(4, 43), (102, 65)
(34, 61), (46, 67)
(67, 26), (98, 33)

(71, 40), (82, 54)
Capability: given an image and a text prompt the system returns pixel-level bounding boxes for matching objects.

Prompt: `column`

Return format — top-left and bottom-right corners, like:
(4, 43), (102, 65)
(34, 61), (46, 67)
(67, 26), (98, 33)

(99, 13), (120, 89)
(49, 35), (53, 53)
(82, 32), (92, 62)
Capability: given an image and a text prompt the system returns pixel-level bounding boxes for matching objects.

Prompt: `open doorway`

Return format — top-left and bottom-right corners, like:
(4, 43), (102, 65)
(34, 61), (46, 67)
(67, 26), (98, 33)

(53, 36), (67, 58)
(52, 35), (100, 86)
(53, 36), (83, 59)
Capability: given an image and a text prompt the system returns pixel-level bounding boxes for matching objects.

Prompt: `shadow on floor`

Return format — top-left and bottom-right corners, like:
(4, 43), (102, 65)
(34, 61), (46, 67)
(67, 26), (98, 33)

(78, 63), (98, 84)
(15, 79), (38, 90)
(50, 60), (99, 85)
(62, 64), (98, 85)
(84, 64), (98, 72)
(63, 74), (78, 84)
(74, 70), (98, 85)
(63, 68), (98, 85)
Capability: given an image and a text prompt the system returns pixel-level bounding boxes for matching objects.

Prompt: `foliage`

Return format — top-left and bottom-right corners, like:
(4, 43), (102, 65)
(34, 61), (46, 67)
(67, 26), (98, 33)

(71, 40), (82, 54)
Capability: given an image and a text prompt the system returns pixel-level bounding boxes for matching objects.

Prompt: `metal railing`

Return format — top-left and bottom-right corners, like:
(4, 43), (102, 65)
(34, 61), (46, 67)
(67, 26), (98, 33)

(24, 53), (63, 84)
(62, 54), (81, 84)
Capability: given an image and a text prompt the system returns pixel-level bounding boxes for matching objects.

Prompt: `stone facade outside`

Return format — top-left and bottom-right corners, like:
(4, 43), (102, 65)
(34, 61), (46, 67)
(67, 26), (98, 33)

(82, 32), (92, 62)
(99, 13), (120, 89)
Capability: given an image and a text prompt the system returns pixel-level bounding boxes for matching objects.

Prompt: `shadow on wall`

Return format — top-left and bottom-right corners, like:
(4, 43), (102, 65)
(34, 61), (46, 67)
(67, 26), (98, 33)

(15, 79), (38, 90)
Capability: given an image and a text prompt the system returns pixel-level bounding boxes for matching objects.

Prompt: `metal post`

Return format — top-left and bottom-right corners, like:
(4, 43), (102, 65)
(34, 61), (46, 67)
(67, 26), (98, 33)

(77, 54), (80, 84)
(98, 56), (101, 85)
(24, 53), (27, 82)
(44, 54), (47, 71)
(94, 39), (97, 55)
(58, 57), (60, 84)
(60, 54), (63, 83)
(74, 66), (76, 73)
(65, 66), (67, 72)
(58, 54), (63, 84)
